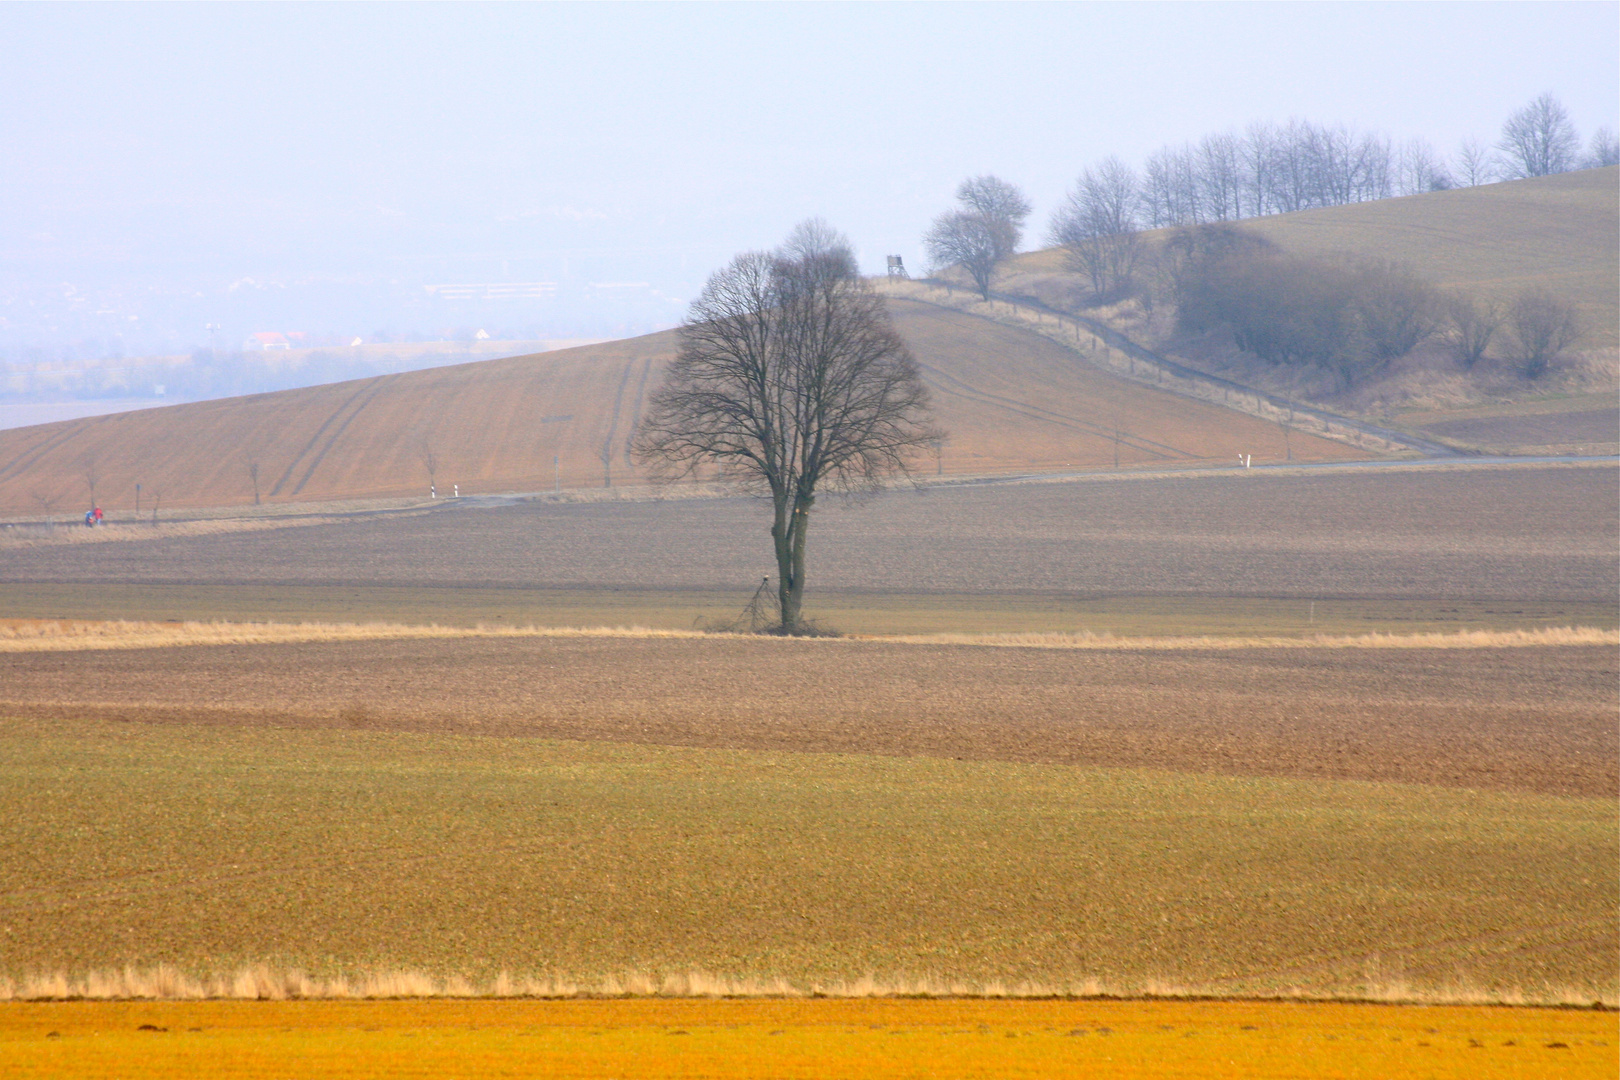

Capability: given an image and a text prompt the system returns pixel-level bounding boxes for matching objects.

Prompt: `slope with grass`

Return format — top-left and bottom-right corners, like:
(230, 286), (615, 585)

(996, 168), (1619, 436)
(0, 300), (1360, 516)
(1005, 168), (1618, 348)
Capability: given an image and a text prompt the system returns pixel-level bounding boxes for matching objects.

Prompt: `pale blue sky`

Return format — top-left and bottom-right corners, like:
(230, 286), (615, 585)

(1, 1), (1615, 352)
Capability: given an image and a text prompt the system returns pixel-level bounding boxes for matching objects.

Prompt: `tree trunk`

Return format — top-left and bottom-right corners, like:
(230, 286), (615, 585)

(772, 490), (813, 634)
(771, 490), (795, 633)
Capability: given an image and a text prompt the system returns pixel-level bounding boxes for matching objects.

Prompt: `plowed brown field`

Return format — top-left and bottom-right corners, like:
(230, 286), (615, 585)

(3, 465), (1612, 605)
(0, 298), (1360, 516)
(2, 635), (1613, 797)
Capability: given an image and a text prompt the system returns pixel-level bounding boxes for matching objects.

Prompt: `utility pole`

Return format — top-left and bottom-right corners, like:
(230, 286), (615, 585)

(554, 455), (560, 494)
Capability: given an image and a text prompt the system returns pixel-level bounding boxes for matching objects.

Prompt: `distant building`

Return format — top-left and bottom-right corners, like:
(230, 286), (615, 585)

(247, 332), (292, 350)
(475, 329), (490, 340)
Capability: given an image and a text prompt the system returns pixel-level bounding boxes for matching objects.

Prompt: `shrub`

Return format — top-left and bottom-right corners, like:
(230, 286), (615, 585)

(1168, 226), (1440, 384)
(1445, 296), (1503, 369)
(1506, 290), (1582, 379)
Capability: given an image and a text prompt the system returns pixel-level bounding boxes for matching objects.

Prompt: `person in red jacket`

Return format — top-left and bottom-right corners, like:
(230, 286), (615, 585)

(92, 505), (103, 524)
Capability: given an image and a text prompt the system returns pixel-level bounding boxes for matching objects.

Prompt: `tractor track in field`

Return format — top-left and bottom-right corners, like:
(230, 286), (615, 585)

(914, 360), (1194, 460)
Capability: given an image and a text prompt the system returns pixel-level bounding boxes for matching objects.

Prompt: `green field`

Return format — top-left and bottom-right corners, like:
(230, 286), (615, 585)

(2, 715), (1612, 1002)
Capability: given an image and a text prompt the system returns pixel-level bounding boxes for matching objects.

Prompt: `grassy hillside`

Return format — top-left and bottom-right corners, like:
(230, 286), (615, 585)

(998, 169), (1618, 430)
(1007, 168), (1618, 347)
(0, 300), (1356, 515)
(1238, 167), (1619, 350)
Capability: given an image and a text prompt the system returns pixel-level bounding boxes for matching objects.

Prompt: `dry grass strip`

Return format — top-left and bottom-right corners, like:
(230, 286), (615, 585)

(0, 965), (1610, 1008)
(0, 619), (708, 651)
(0, 618), (1612, 654)
(874, 626), (1619, 650)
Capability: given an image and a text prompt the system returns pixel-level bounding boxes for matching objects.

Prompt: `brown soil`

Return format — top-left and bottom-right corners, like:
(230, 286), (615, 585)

(0, 298), (1358, 517)
(2, 465), (1613, 602)
(4, 636), (1612, 798)
(1420, 409), (1617, 448)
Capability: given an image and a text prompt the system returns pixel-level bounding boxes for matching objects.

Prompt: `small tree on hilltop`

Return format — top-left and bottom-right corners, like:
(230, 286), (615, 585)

(1497, 93), (1580, 179)
(923, 174), (1031, 299)
(954, 175), (1033, 254)
(924, 210), (1014, 300)
(634, 220), (941, 634)
(1050, 157), (1145, 301)
(1585, 127), (1620, 169)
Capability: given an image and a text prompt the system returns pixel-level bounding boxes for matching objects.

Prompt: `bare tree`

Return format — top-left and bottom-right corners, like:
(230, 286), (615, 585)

(30, 488), (59, 526)
(1050, 157), (1143, 300)
(81, 454), (99, 510)
(1445, 295), (1503, 369)
(247, 459), (261, 505)
(1196, 133), (1243, 221)
(1396, 138), (1451, 195)
(1453, 137), (1495, 187)
(1142, 145), (1197, 227)
(422, 440), (440, 497)
(1352, 259), (1440, 361)
(923, 210), (1012, 299)
(954, 175), (1033, 255)
(1506, 290), (1582, 378)
(1585, 127), (1620, 169)
(1240, 121), (1281, 217)
(1498, 93), (1580, 179)
(634, 220), (941, 634)
(923, 175), (1031, 299)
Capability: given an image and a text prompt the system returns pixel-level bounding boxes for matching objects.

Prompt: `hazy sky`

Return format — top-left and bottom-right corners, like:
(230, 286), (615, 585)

(2, 2), (1616, 352)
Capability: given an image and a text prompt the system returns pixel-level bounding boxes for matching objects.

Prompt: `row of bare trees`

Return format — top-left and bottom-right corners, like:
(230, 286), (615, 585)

(1127, 95), (1614, 231)
(924, 95), (1615, 303)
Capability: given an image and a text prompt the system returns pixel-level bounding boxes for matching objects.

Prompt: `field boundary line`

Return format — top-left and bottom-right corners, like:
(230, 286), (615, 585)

(1, 964), (1612, 1007)
(0, 619), (1611, 653)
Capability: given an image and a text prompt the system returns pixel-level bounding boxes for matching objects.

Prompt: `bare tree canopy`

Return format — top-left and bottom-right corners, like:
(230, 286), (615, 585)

(1446, 295), (1503, 369)
(634, 220), (940, 634)
(954, 175), (1034, 251)
(1498, 93), (1581, 179)
(1586, 127), (1620, 169)
(923, 210), (1012, 299)
(1453, 137), (1495, 188)
(1506, 290), (1583, 378)
(1049, 157), (1144, 301)
(922, 176), (1031, 299)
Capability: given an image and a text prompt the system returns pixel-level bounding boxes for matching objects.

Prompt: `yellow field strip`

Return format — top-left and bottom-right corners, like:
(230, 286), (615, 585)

(0, 618), (1612, 653)
(0, 999), (1612, 1079)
